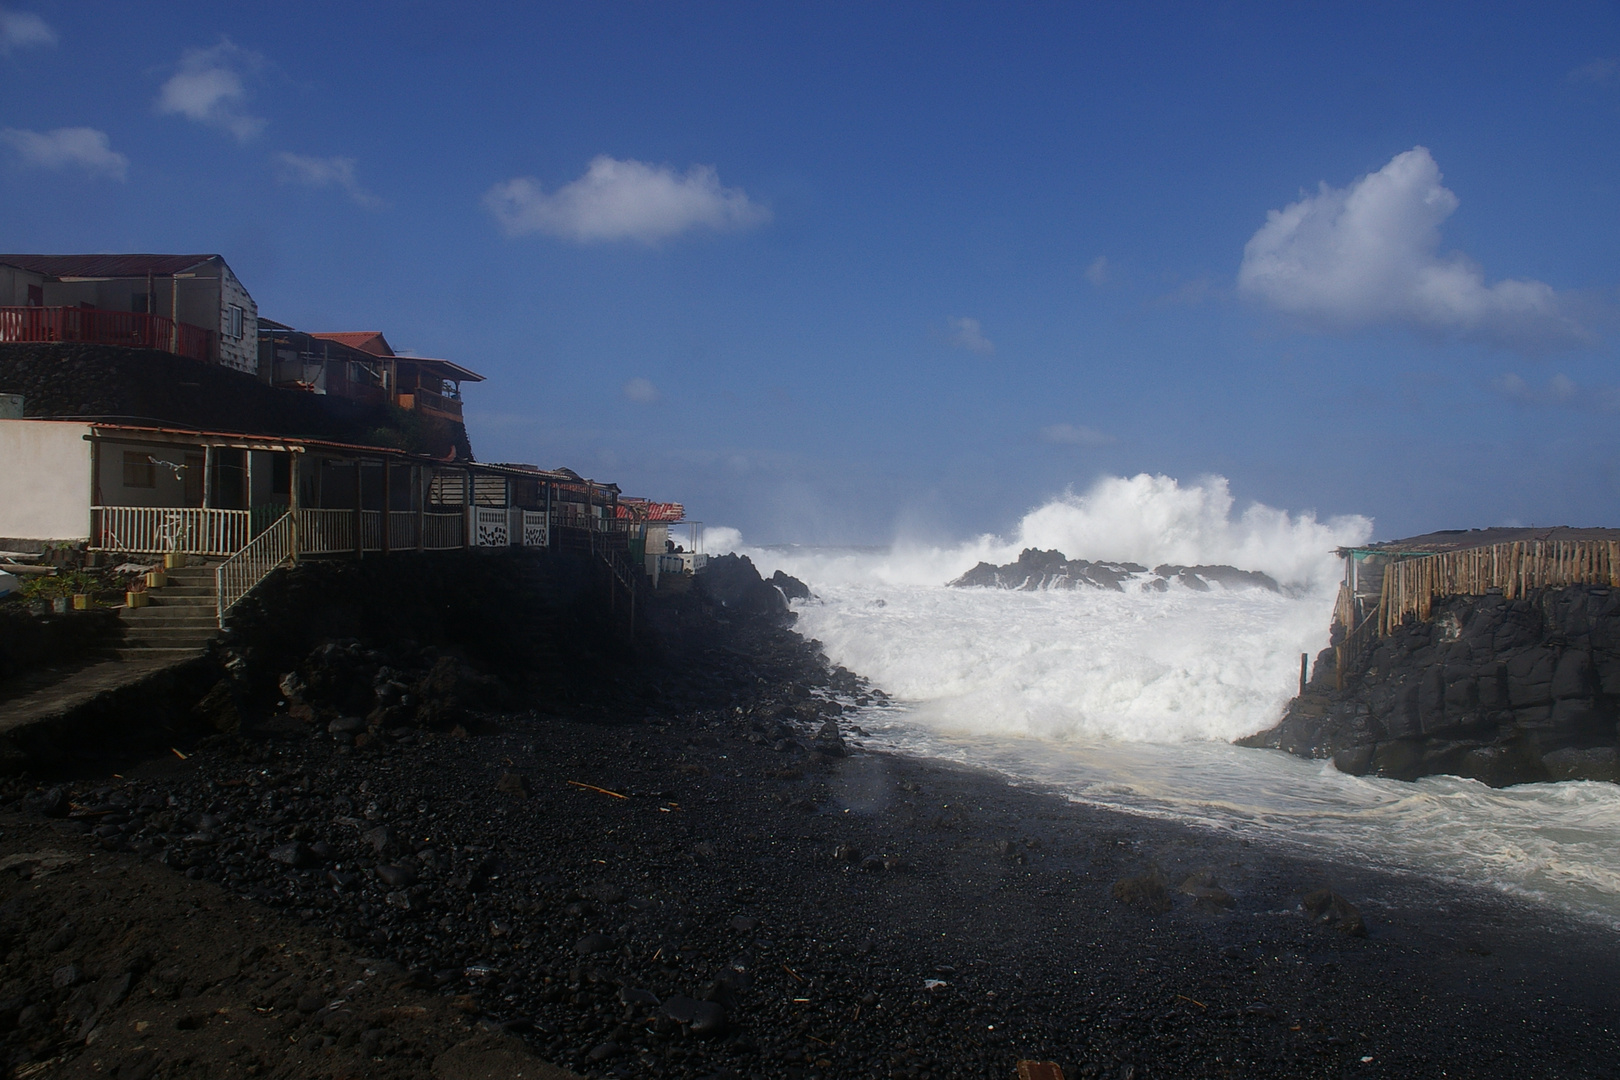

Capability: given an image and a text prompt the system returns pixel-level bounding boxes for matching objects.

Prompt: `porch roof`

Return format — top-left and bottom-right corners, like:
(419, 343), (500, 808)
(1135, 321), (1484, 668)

(84, 421), (452, 464)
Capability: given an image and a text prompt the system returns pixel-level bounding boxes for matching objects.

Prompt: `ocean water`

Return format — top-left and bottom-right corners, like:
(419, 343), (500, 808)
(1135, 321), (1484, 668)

(716, 474), (1620, 926)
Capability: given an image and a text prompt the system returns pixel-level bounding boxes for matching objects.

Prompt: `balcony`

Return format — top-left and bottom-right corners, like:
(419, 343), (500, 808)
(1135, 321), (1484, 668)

(396, 386), (463, 421)
(0, 306), (214, 363)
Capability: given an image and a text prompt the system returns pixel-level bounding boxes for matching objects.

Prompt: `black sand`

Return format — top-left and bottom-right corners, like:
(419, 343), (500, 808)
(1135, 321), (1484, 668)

(5, 599), (1620, 1079)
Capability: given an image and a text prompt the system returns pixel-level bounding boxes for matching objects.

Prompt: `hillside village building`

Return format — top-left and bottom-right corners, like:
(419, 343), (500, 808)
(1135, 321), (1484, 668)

(0, 254), (258, 373)
(0, 252), (691, 627)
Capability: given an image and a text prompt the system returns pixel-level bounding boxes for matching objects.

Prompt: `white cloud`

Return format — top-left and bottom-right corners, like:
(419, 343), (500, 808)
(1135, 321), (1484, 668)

(275, 153), (381, 209)
(622, 377), (660, 403)
(0, 127), (126, 180)
(1493, 372), (1620, 411)
(484, 155), (770, 244)
(0, 7), (54, 53)
(1085, 255), (1110, 286)
(157, 40), (265, 142)
(1239, 147), (1587, 351)
(945, 316), (995, 355)
(1039, 423), (1115, 447)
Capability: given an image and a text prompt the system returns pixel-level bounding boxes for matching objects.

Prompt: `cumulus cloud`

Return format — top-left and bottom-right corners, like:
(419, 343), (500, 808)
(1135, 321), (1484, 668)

(1238, 147), (1587, 351)
(1039, 423), (1115, 447)
(0, 127), (126, 180)
(275, 153), (381, 209)
(0, 7), (54, 53)
(945, 316), (994, 355)
(157, 40), (265, 141)
(622, 377), (660, 403)
(484, 155), (770, 244)
(1493, 372), (1620, 411)
(1085, 256), (1110, 286)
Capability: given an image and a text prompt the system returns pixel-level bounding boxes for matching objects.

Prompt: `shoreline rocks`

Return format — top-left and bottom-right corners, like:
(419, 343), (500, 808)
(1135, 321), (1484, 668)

(1241, 585), (1620, 787)
(950, 548), (1279, 593)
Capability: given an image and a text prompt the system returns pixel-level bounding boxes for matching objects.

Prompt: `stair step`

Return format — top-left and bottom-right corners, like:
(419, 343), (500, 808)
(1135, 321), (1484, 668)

(120, 636), (217, 650)
(145, 595), (213, 607)
(112, 646), (208, 661)
(147, 584), (214, 597)
(121, 614), (217, 628)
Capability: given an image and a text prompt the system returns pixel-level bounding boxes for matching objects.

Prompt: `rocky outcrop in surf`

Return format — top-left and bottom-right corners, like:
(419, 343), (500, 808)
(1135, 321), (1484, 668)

(1241, 585), (1620, 787)
(949, 548), (1279, 593)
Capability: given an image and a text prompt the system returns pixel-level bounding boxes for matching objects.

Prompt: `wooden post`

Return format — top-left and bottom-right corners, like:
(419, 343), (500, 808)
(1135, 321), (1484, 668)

(202, 444), (214, 509)
(381, 460), (391, 555)
(288, 451), (301, 561)
(353, 459), (363, 558)
(415, 465), (425, 553)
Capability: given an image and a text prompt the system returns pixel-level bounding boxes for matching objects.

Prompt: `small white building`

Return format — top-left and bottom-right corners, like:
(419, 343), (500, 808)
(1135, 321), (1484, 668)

(0, 254), (258, 374)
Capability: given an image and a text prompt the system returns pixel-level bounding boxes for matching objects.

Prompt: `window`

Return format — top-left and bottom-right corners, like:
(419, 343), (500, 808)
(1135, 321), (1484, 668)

(225, 304), (244, 340)
(121, 451), (155, 489)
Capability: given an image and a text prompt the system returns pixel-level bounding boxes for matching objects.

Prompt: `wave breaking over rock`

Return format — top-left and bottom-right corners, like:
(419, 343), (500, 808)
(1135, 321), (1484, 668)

(948, 547), (1280, 593)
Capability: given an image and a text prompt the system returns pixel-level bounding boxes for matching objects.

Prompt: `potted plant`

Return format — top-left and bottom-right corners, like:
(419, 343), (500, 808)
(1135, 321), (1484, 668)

(126, 580), (148, 608)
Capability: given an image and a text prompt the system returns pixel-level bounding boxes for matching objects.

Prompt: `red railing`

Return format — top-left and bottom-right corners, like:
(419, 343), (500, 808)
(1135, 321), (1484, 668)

(0, 307), (214, 363)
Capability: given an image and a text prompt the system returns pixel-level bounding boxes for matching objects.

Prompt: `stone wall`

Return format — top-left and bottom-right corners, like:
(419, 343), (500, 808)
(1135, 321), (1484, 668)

(1240, 585), (1620, 786)
(0, 343), (472, 460)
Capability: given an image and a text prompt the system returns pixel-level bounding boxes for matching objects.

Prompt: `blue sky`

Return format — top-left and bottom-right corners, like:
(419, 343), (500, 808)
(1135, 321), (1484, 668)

(2, 2), (1617, 544)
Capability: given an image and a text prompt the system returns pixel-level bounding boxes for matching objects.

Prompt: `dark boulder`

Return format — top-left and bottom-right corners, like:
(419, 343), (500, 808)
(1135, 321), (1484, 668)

(699, 554), (790, 619)
(1302, 889), (1367, 937)
(770, 570), (811, 601)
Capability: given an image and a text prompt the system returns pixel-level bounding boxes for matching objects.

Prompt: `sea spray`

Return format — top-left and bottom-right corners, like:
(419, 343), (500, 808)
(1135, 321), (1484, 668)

(709, 474), (1620, 924)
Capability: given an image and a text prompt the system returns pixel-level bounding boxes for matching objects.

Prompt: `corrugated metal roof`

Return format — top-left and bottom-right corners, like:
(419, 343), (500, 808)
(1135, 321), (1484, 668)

(399, 356), (485, 382)
(303, 334), (484, 382)
(0, 254), (219, 278)
(310, 331), (392, 356)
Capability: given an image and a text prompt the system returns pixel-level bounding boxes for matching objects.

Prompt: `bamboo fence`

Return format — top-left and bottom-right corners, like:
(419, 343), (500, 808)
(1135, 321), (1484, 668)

(1327, 540), (1620, 687)
(1377, 539), (1620, 636)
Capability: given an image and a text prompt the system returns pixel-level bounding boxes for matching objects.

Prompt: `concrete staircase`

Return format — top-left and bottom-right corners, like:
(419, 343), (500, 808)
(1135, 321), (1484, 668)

(117, 560), (220, 660)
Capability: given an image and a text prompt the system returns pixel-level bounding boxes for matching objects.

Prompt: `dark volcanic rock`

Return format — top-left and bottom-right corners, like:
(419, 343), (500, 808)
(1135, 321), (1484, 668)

(1303, 889), (1368, 937)
(1243, 586), (1620, 787)
(949, 548), (1277, 593)
(699, 554), (791, 618)
(770, 569), (811, 601)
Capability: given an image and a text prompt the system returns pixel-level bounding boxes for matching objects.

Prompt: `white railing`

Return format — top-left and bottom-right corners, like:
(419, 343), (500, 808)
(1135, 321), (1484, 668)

(297, 508), (357, 554)
(93, 506), (250, 555)
(423, 512), (464, 550)
(215, 511), (292, 624)
(522, 510), (549, 548)
(472, 506), (509, 547)
(360, 510), (385, 552)
(389, 511), (418, 550)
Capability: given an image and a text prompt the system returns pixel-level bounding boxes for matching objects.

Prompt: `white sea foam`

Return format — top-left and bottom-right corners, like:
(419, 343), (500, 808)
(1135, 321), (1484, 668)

(710, 473), (1620, 924)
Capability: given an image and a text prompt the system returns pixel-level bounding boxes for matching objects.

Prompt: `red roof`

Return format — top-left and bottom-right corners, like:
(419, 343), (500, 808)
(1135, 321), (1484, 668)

(0, 254), (221, 279)
(618, 499), (685, 522)
(310, 331), (392, 356)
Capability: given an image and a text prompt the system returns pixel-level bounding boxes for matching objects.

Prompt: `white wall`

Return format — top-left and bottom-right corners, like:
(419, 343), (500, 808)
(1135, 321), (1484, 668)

(0, 266), (44, 306)
(94, 437), (202, 509)
(0, 421), (92, 541)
